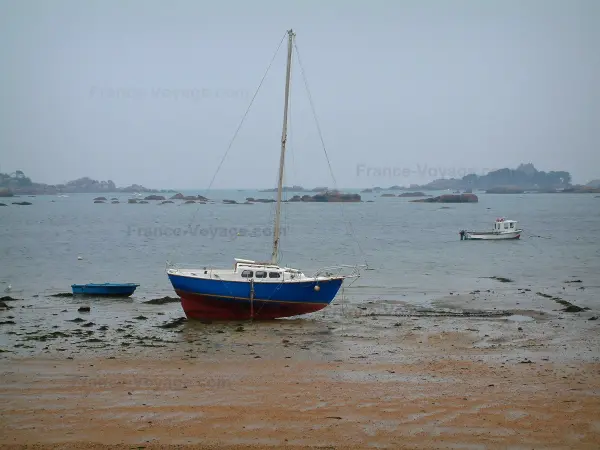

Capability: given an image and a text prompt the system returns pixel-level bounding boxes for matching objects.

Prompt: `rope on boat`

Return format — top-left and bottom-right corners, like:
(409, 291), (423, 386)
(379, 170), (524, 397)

(249, 279), (255, 320)
(293, 40), (370, 270)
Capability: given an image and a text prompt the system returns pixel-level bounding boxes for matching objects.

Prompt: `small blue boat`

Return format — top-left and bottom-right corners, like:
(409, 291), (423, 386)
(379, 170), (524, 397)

(71, 283), (139, 297)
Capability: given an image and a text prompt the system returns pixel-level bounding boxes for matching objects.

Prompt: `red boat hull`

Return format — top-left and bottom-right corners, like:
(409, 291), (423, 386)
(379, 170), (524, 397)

(176, 290), (328, 320)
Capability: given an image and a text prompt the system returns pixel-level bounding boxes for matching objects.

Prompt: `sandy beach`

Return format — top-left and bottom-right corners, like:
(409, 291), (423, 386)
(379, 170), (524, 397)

(2, 287), (600, 449)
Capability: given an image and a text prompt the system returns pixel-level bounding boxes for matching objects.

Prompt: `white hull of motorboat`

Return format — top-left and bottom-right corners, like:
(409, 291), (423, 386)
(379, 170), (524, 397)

(465, 230), (522, 240)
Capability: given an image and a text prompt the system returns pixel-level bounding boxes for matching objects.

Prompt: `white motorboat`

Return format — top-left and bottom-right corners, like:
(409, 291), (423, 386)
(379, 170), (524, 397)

(460, 218), (522, 240)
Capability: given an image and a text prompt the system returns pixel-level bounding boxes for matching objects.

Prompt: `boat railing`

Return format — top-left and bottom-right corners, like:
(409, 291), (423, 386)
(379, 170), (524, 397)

(167, 261), (367, 280)
(165, 262), (218, 272)
(312, 264), (366, 279)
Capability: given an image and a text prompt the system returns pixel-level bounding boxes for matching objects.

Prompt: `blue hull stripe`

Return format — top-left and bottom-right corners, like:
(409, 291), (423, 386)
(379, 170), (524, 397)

(168, 274), (343, 304)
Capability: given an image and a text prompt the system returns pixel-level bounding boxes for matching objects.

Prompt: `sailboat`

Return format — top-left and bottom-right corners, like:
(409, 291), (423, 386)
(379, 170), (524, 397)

(166, 30), (361, 320)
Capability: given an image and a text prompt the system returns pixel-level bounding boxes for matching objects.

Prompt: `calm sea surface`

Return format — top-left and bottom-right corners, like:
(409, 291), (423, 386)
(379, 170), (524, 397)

(1, 190), (600, 308)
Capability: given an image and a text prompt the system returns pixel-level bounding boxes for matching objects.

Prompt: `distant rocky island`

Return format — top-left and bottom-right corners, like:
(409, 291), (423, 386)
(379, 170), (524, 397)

(259, 185), (329, 193)
(362, 164), (600, 194)
(0, 171), (172, 196)
(410, 193), (478, 203)
(289, 191), (361, 202)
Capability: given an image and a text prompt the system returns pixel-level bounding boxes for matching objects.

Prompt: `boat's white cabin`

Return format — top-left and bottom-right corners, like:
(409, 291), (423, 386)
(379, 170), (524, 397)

(232, 258), (307, 281)
(494, 218), (518, 231)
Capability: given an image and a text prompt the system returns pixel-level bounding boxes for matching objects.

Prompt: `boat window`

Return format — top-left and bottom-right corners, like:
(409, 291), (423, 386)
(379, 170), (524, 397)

(241, 270), (253, 278)
(504, 223), (509, 229)
(269, 272), (281, 278)
(255, 271), (267, 278)
(510, 222), (514, 228)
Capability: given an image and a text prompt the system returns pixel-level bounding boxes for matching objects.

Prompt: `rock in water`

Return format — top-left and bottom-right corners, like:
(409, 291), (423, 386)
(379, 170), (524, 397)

(410, 193), (478, 203)
(289, 191), (361, 202)
(398, 192), (428, 197)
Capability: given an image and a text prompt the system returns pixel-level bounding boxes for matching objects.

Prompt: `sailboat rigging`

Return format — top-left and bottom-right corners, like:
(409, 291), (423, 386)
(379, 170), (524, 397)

(166, 29), (362, 320)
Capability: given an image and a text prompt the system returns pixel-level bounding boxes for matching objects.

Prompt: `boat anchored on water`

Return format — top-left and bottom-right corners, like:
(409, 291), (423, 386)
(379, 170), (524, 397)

(460, 218), (523, 240)
(166, 29), (363, 320)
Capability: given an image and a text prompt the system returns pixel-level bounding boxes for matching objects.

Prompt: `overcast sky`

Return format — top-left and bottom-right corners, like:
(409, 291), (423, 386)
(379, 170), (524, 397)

(1, 0), (598, 189)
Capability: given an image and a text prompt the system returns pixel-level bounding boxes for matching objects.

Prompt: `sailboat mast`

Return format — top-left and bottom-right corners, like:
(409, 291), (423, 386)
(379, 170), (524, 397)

(271, 29), (294, 265)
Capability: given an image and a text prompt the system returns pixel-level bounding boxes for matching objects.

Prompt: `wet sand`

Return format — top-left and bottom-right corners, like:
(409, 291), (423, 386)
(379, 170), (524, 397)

(1, 286), (600, 449)
(1, 352), (600, 449)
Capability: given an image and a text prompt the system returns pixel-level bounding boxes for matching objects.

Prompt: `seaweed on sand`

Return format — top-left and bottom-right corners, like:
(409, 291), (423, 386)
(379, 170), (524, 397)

(143, 296), (180, 305)
(157, 317), (187, 329)
(536, 292), (585, 313)
(489, 276), (513, 283)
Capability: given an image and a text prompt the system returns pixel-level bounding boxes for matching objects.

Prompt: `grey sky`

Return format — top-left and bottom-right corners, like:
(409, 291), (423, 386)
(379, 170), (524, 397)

(1, 0), (598, 189)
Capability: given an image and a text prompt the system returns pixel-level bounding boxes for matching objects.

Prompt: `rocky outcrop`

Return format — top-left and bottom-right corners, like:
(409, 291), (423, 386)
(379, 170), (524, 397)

(316, 192), (360, 202)
(93, 196), (107, 201)
(289, 195), (314, 202)
(289, 191), (361, 202)
(128, 199), (138, 204)
(159, 200), (174, 204)
(381, 193), (396, 197)
(12, 201), (32, 205)
(144, 195), (166, 201)
(223, 199), (237, 204)
(398, 192), (427, 197)
(411, 193), (478, 203)
(246, 197), (275, 203)
(169, 193), (209, 201)
(93, 200), (105, 203)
